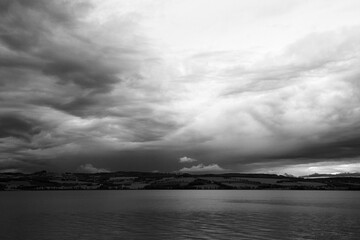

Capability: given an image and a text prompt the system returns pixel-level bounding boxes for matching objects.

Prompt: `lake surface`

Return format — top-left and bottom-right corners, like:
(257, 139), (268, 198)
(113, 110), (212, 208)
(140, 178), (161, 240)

(0, 190), (359, 240)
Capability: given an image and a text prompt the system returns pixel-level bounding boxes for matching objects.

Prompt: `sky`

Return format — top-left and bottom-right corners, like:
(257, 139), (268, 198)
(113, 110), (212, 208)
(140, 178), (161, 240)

(1, 0), (360, 176)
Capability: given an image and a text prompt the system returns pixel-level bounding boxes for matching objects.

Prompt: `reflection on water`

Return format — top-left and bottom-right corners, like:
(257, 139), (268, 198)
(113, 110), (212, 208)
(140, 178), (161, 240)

(0, 190), (359, 240)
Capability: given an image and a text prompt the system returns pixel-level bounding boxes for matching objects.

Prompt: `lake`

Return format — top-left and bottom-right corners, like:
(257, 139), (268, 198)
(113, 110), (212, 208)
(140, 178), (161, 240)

(0, 190), (359, 240)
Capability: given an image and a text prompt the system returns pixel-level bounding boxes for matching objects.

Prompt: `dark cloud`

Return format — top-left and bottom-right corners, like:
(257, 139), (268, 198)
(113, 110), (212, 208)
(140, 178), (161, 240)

(0, 0), (176, 173)
(0, 114), (41, 142)
(51, 94), (100, 117)
(42, 58), (119, 93)
(0, 0), (84, 51)
(124, 118), (180, 142)
(0, 113), (57, 172)
(0, 0), (149, 116)
(279, 134), (360, 160)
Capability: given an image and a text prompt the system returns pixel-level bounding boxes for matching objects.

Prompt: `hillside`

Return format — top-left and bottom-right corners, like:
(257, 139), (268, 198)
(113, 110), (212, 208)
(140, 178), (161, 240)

(1, 171), (359, 191)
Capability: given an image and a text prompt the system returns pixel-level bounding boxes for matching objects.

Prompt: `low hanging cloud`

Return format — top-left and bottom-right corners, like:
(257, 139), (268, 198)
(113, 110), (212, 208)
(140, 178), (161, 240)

(77, 164), (110, 174)
(179, 156), (197, 163)
(179, 164), (225, 173)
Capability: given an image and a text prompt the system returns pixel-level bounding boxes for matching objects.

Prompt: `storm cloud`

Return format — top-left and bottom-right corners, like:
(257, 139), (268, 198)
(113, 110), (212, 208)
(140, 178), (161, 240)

(1, 0), (360, 175)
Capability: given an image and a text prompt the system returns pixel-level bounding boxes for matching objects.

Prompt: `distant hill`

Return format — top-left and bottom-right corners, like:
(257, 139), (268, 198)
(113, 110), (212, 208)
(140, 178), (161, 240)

(1, 171), (359, 191)
(302, 172), (360, 179)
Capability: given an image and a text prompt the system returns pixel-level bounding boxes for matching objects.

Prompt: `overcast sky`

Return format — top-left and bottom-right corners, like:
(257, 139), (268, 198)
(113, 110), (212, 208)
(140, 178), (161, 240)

(1, 0), (360, 175)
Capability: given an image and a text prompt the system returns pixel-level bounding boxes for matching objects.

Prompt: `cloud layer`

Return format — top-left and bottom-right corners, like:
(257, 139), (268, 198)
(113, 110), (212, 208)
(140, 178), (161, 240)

(1, 0), (360, 174)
